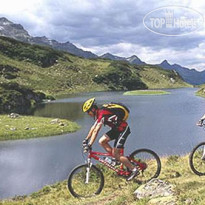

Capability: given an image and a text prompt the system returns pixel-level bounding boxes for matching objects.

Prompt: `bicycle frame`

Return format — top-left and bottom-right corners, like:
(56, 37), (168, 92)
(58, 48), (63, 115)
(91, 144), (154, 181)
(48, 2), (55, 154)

(87, 148), (147, 177)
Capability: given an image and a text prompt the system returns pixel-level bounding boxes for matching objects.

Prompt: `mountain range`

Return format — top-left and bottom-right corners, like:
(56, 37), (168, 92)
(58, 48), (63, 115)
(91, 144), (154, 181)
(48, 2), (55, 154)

(158, 60), (205, 85)
(0, 17), (146, 64)
(0, 17), (204, 85)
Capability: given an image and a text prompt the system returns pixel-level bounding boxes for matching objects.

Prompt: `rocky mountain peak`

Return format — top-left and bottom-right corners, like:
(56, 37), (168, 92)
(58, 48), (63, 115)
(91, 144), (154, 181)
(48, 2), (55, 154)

(161, 60), (170, 65)
(101, 52), (113, 57)
(128, 55), (139, 59)
(0, 17), (12, 24)
(160, 60), (174, 69)
(100, 53), (146, 65)
(100, 53), (126, 61)
(0, 17), (97, 59)
(127, 55), (146, 65)
(0, 17), (31, 41)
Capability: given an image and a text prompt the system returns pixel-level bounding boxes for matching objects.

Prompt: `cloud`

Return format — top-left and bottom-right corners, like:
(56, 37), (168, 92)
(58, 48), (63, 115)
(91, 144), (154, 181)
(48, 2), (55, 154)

(0, 0), (204, 70)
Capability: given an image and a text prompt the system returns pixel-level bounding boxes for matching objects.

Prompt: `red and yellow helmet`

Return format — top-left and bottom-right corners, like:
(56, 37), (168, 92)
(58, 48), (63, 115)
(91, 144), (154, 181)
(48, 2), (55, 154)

(82, 98), (96, 112)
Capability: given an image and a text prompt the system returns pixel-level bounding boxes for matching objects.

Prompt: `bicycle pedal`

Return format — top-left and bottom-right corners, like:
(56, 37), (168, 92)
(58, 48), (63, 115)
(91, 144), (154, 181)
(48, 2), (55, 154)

(112, 161), (121, 166)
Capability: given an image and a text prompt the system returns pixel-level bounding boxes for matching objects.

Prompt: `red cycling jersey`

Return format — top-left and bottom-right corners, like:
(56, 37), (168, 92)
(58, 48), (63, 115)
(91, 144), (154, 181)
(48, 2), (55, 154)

(95, 108), (128, 132)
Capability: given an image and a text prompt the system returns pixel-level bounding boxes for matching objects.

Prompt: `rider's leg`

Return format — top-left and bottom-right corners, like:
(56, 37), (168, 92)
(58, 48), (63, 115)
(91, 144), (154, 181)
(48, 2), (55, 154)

(113, 126), (135, 169)
(113, 126), (139, 180)
(112, 148), (134, 170)
(99, 134), (113, 154)
(99, 135), (133, 168)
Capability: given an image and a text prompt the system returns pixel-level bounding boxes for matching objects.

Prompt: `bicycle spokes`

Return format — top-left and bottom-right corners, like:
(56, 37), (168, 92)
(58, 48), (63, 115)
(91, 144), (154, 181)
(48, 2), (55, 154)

(190, 142), (205, 176)
(129, 149), (161, 182)
(68, 164), (104, 198)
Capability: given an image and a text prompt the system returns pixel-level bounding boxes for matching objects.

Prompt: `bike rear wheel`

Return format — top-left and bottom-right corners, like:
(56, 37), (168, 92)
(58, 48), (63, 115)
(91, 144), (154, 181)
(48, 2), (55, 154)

(189, 142), (205, 176)
(129, 149), (161, 182)
(68, 164), (104, 198)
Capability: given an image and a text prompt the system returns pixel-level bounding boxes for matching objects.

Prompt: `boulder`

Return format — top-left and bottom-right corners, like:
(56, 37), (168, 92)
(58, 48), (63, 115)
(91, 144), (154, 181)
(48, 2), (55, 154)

(8, 113), (20, 118)
(50, 118), (60, 124)
(134, 178), (176, 205)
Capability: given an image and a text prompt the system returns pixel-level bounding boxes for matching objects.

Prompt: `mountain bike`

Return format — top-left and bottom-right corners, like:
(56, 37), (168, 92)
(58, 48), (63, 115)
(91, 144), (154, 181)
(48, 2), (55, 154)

(189, 123), (205, 176)
(67, 147), (161, 198)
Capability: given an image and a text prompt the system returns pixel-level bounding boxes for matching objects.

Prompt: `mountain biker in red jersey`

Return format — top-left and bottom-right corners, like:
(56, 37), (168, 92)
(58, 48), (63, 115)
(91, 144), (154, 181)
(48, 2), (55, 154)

(82, 98), (139, 181)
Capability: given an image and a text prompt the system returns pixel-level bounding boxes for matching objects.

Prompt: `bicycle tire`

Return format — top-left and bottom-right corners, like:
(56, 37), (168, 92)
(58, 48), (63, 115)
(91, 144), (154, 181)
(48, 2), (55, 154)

(129, 148), (161, 182)
(68, 164), (104, 198)
(189, 142), (205, 176)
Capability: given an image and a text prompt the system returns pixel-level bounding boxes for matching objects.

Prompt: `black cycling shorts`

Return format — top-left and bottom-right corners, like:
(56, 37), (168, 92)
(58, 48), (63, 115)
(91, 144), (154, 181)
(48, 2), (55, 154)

(106, 126), (131, 148)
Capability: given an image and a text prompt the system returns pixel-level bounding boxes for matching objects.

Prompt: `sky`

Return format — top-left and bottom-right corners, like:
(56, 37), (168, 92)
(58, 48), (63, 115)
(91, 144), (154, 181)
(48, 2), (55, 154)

(0, 0), (204, 70)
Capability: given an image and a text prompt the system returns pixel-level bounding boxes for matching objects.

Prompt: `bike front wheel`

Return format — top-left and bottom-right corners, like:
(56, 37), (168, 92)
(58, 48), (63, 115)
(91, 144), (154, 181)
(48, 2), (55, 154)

(129, 149), (161, 182)
(189, 142), (205, 176)
(68, 164), (104, 198)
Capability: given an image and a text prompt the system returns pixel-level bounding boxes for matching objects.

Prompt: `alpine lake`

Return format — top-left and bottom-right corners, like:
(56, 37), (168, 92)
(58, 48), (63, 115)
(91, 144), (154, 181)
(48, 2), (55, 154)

(0, 88), (205, 199)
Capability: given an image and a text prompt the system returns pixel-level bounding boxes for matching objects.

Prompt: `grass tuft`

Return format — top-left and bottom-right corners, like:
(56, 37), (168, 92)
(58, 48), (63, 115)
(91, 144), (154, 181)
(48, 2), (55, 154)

(123, 90), (170, 96)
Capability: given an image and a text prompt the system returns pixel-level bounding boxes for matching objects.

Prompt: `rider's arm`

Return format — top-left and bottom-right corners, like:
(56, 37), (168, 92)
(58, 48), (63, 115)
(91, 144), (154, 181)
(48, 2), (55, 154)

(88, 122), (103, 146)
(85, 121), (98, 140)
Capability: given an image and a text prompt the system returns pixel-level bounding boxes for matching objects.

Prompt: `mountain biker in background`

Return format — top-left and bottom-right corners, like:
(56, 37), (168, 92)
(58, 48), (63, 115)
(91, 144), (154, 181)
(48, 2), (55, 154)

(196, 115), (205, 160)
(197, 114), (205, 126)
(82, 98), (139, 181)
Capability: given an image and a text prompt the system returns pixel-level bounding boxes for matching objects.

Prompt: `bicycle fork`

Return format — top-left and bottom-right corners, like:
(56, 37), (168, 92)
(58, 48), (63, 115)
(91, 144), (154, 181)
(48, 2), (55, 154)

(85, 158), (92, 184)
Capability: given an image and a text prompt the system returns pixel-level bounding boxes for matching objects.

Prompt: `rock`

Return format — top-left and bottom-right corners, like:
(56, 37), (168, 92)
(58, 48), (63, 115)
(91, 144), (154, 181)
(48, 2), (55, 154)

(173, 70), (178, 76)
(50, 118), (60, 124)
(8, 113), (20, 118)
(10, 127), (17, 131)
(185, 198), (194, 205)
(25, 127), (36, 130)
(165, 171), (181, 179)
(170, 78), (175, 83)
(59, 122), (66, 126)
(134, 179), (176, 204)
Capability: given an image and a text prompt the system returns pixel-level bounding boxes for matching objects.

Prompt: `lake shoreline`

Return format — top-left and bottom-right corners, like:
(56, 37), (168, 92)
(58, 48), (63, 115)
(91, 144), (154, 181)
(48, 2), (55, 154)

(195, 87), (205, 98)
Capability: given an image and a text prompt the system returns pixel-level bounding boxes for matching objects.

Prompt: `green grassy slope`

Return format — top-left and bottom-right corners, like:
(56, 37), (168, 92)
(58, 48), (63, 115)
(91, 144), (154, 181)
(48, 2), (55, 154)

(0, 36), (190, 99)
(124, 90), (170, 95)
(195, 85), (205, 98)
(1, 155), (205, 205)
(139, 65), (191, 89)
(0, 115), (79, 141)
